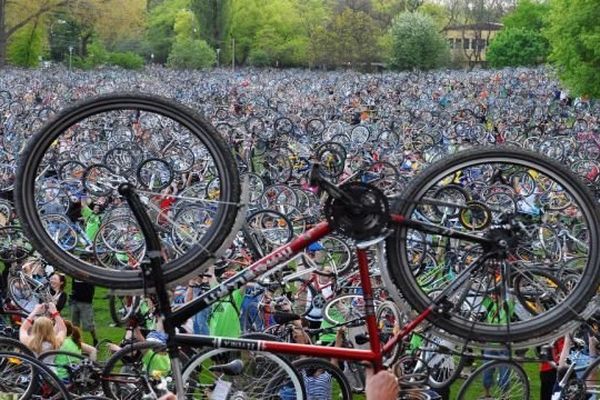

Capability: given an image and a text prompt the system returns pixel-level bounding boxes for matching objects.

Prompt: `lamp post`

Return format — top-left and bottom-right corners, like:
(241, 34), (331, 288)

(231, 38), (235, 72)
(68, 46), (73, 73)
(216, 48), (221, 68)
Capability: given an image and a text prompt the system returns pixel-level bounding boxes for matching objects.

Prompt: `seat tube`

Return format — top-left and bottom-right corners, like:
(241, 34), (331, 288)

(356, 248), (383, 371)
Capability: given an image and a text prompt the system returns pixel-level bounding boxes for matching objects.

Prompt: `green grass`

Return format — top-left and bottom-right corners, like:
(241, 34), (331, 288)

(61, 282), (124, 345)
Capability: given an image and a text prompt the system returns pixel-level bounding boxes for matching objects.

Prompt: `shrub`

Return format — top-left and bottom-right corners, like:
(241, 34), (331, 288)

(167, 38), (215, 70)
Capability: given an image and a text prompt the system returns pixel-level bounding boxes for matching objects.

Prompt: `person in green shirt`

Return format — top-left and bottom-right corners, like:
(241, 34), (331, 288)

(55, 320), (97, 381)
(80, 199), (104, 243)
(209, 270), (243, 338)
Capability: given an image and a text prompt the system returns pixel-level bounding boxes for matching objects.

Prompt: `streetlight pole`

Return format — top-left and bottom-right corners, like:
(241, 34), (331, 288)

(231, 38), (235, 72)
(68, 46), (73, 73)
(216, 48), (221, 68)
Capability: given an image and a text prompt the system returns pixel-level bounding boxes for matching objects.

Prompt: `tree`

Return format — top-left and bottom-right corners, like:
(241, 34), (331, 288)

(7, 20), (44, 67)
(167, 6), (215, 69)
(190, 0), (228, 48)
(503, 0), (548, 31)
(546, 0), (600, 97)
(389, 11), (449, 70)
(252, 0), (308, 67)
(0, 0), (72, 67)
(313, 8), (382, 67)
(146, 0), (190, 63)
(418, 2), (449, 31)
(167, 38), (215, 69)
(486, 27), (547, 67)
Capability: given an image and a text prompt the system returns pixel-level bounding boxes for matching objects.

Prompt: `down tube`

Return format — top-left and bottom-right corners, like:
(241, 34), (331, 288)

(170, 221), (332, 325)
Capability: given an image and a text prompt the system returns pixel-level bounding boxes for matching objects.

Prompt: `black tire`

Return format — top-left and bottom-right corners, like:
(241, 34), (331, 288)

(292, 357), (353, 400)
(580, 353), (600, 396)
(101, 341), (185, 399)
(386, 146), (600, 343)
(0, 351), (72, 400)
(456, 360), (530, 400)
(108, 295), (141, 327)
(15, 93), (241, 290)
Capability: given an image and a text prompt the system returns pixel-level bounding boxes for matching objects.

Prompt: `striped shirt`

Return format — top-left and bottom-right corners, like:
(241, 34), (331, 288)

(302, 370), (333, 400)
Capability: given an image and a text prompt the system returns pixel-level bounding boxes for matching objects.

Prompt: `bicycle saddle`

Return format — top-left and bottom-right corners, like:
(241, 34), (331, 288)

(208, 359), (244, 375)
(273, 311), (302, 324)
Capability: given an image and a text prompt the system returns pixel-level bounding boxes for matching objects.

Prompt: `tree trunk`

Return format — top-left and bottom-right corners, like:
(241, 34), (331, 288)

(0, 0), (6, 68)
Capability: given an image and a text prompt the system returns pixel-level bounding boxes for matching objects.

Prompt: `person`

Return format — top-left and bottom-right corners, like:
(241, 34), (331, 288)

(71, 278), (98, 346)
(54, 320), (97, 381)
(81, 198), (104, 243)
(297, 328), (344, 400)
(49, 272), (67, 312)
(365, 369), (399, 400)
(19, 302), (66, 359)
(185, 272), (213, 335)
(209, 269), (243, 338)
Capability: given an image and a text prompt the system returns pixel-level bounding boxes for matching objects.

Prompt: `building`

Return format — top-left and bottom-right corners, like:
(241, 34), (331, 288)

(444, 22), (504, 67)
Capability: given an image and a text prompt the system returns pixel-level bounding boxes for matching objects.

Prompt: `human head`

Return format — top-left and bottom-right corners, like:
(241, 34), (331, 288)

(50, 272), (66, 292)
(64, 320), (82, 348)
(29, 317), (59, 354)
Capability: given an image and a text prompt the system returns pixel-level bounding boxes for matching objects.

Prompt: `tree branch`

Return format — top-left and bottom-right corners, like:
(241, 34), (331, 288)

(6, 0), (70, 36)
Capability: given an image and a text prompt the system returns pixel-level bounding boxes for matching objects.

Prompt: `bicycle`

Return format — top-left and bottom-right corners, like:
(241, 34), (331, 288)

(13, 93), (600, 399)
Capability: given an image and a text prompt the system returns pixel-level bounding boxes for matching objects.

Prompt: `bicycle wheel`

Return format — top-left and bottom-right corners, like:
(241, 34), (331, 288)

(386, 146), (600, 343)
(15, 93), (241, 290)
(0, 351), (72, 400)
(376, 301), (404, 367)
(108, 295), (141, 327)
(101, 341), (182, 399)
(580, 353), (600, 397)
(323, 294), (382, 325)
(181, 347), (305, 399)
(456, 360), (530, 400)
(292, 357), (352, 400)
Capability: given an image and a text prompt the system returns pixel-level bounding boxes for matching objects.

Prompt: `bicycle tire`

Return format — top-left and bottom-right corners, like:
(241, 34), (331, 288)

(108, 295), (141, 327)
(292, 357), (353, 400)
(375, 301), (403, 367)
(323, 294), (381, 325)
(386, 146), (600, 343)
(0, 351), (72, 400)
(181, 347), (306, 399)
(456, 360), (530, 400)
(15, 93), (241, 290)
(101, 340), (183, 399)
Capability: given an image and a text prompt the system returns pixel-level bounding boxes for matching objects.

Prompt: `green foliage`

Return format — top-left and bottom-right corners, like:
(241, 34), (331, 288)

(108, 52), (145, 69)
(190, 0), (229, 47)
(173, 9), (198, 39)
(146, 0), (191, 63)
(167, 37), (216, 69)
(7, 23), (45, 67)
(503, 0), (549, 32)
(546, 0), (600, 97)
(248, 48), (271, 66)
(313, 8), (382, 68)
(389, 11), (449, 70)
(86, 40), (109, 66)
(487, 28), (548, 68)
(418, 2), (449, 30)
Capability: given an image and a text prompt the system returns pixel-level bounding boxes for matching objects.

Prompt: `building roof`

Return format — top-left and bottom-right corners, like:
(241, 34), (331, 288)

(444, 22), (504, 31)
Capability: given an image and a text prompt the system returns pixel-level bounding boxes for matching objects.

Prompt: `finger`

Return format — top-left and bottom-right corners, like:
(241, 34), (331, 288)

(363, 363), (374, 379)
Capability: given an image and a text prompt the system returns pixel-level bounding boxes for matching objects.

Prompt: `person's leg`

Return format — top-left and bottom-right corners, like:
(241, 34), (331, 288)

(81, 302), (98, 346)
(540, 368), (557, 400)
(71, 301), (81, 327)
